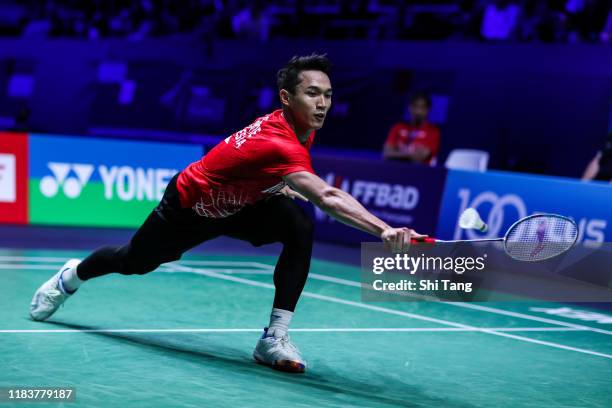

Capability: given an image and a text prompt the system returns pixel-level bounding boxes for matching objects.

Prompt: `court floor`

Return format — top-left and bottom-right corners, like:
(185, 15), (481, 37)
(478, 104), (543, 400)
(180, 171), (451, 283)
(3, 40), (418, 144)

(1, 248), (611, 408)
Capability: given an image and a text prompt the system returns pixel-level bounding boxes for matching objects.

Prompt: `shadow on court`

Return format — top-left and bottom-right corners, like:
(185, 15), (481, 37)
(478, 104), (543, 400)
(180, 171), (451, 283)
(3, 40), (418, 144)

(41, 320), (478, 408)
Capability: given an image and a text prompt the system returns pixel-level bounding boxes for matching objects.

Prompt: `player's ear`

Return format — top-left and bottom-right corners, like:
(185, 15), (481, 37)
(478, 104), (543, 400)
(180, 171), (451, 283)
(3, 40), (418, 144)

(279, 89), (291, 107)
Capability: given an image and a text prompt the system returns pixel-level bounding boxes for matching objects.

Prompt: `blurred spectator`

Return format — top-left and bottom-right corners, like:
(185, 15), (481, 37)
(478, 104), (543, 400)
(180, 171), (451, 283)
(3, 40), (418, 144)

(537, 0), (570, 42)
(382, 92), (440, 165)
(1, 0), (611, 44)
(519, 0), (545, 41)
(565, 0), (586, 42)
(480, 0), (521, 40)
(599, 5), (612, 42)
(582, 133), (612, 182)
(231, 1), (270, 41)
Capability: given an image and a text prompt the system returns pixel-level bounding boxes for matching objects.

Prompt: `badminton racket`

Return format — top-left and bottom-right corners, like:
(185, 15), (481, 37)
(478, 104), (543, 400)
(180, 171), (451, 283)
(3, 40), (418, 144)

(411, 214), (578, 262)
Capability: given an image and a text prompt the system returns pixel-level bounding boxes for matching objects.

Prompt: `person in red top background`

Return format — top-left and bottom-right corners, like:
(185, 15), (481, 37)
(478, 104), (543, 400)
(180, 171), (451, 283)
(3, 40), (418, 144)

(383, 92), (440, 165)
(29, 54), (425, 374)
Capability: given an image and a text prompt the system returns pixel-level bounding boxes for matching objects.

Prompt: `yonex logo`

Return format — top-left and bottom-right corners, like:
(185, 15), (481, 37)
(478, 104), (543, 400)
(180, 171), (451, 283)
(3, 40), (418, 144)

(40, 162), (176, 202)
(40, 162), (94, 199)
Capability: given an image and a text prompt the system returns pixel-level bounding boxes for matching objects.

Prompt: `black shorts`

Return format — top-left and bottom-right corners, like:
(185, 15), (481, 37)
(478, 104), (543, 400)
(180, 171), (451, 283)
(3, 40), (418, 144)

(127, 173), (310, 265)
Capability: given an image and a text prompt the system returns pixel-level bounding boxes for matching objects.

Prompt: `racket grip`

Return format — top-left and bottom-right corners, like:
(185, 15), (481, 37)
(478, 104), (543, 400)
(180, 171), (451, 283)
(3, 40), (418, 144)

(411, 237), (437, 244)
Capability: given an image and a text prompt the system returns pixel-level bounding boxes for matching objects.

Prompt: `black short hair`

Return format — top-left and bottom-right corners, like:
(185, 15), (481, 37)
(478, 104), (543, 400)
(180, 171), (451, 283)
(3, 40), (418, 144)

(410, 92), (431, 108)
(277, 53), (332, 94)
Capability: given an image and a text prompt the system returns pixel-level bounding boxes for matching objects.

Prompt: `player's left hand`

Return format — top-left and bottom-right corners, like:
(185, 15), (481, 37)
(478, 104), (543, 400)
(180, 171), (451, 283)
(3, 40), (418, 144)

(279, 185), (308, 201)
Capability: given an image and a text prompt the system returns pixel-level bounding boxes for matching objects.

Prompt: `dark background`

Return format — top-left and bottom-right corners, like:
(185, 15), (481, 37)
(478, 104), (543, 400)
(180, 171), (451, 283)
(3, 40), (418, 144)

(1, 0), (612, 178)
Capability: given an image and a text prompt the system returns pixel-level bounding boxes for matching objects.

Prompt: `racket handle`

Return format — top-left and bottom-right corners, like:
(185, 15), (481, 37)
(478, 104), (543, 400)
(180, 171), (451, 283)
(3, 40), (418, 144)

(411, 237), (437, 244)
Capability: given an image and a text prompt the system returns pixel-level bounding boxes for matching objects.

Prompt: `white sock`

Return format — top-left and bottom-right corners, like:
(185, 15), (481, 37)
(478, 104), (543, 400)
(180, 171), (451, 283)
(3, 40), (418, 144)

(266, 308), (293, 338)
(59, 265), (83, 294)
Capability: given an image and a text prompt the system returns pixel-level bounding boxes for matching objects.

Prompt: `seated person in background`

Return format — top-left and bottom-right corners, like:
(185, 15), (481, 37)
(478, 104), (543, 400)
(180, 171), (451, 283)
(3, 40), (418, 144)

(582, 132), (612, 182)
(383, 92), (440, 165)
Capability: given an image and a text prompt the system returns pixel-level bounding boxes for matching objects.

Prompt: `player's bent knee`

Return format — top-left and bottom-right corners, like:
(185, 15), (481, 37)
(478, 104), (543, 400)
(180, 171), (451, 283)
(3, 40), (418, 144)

(295, 214), (314, 236)
(281, 200), (313, 232)
(283, 212), (314, 244)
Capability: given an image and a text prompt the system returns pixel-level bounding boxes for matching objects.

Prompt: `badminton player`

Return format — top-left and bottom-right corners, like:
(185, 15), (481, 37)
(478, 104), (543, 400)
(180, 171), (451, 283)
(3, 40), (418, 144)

(29, 54), (424, 373)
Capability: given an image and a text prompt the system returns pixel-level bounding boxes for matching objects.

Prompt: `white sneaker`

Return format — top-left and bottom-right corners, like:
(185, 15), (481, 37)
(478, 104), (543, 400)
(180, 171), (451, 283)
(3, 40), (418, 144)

(253, 328), (306, 373)
(29, 259), (81, 321)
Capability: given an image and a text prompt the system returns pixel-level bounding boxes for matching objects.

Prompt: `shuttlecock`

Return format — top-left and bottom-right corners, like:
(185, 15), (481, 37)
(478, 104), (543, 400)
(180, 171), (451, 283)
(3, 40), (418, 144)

(459, 208), (488, 232)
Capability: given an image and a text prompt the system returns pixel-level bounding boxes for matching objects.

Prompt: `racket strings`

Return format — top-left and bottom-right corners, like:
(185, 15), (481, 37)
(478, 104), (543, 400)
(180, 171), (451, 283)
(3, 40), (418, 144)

(504, 215), (578, 262)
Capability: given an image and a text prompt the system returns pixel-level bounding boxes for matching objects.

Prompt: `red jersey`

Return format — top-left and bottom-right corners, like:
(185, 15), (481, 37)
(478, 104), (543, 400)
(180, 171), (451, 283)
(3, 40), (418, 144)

(177, 110), (315, 218)
(385, 122), (440, 164)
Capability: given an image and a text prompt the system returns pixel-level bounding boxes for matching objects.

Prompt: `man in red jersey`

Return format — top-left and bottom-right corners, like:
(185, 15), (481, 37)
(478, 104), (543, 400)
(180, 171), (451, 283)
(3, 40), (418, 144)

(30, 54), (425, 373)
(383, 92), (440, 165)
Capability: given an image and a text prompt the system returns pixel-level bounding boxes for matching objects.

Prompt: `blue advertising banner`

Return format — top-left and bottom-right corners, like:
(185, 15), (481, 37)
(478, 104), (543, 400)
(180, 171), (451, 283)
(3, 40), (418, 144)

(308, 155), (447, 245)
(437, 170), (612, 245)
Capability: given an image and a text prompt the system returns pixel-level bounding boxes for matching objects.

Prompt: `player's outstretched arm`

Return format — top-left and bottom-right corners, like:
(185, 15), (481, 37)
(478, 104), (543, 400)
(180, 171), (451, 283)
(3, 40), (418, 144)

(283, 171), (426, 252)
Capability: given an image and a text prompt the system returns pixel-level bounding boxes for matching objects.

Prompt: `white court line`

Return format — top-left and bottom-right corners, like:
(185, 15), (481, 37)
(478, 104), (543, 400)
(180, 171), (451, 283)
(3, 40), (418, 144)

(167, 264), (476, 328)
(0, 256), (69, 263)
(0, 264), (62, 270)
(6, 256), (612, 347)
(164, 266), (273, 275)
(0, 327), (585, 334)
(216, 270), (275, 275)
(0, 263), (272, 275)
(307, 272), (612, 337)
(167, 264), (612, 360)
(444, 302), (612, 336)
(169, 259), (612, 337)
(0, 256), (271, 270)
(176, 260), (272, 269)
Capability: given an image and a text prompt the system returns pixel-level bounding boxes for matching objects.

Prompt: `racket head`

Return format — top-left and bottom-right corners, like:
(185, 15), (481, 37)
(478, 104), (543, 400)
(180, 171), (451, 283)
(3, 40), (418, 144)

(503, 214), (578, 262)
